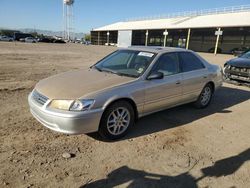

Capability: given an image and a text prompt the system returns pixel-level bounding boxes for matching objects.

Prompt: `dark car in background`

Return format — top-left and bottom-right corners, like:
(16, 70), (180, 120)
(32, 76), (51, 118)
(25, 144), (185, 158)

(231, 47), (250, 56)
(38, 38), (53, 43)
(13, 32), (33, 41)
(37, 38), (65, 43)
(224, 51), (250, 83)
(53, 39), (66, 43)
(208, 47), (222, 54)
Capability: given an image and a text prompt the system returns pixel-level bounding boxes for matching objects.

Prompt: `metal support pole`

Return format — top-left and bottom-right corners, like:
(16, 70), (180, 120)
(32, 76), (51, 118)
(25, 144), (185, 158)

(186, 28), (191, 49)
(97, 31), (100, 45)
(164, 35), (167, 47)
(107, 31), (110, 45)
(145, 30), (149, 46)
(67, 5), (70, 40)
(214, 28), (221, 55)
(163, 29), (168, 47)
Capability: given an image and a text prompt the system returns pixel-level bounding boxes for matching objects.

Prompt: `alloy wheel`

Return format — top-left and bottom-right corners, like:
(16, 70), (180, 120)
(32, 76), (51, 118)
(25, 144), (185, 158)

(200, 87), (212, 106)
(107, 107), (130, 136)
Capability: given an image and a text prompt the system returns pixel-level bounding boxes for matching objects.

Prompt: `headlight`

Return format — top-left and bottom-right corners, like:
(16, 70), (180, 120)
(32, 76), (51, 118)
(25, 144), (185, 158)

(49, 100), (74, 110)
(70, 99), (95, 111)
(49, 99), (95, 111)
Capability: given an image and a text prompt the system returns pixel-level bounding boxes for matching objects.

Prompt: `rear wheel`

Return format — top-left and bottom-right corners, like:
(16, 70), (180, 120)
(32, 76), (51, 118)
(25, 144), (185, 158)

(194, 84), (213, 108)
(98, 101), (134, 140)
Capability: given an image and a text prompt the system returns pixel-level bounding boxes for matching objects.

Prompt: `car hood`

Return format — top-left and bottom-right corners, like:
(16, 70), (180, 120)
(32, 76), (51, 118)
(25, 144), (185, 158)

(227, 57), (250, 68)
(35, 69), (136, 99)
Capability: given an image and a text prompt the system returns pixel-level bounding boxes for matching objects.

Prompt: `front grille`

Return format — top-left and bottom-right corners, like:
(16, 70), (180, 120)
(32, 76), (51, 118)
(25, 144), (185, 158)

(230, 66), (250, 73)
(226, 66), (250, 77)
(32, 90), (48, 105)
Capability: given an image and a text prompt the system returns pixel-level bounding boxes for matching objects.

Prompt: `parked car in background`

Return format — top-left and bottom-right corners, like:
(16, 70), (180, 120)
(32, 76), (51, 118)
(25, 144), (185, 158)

(231, 47), (250, 56)
(19, 38), (25, 42)
(37, 38), (65, 43)
(74, 39), (82, 43)
(223, 51), (250, 83)
(208, 47), (222, 54)
(13, 32), (33, 41)
(25, 37), (37, 43)
(53, 39), (66, 43)
(28, 47), (222, 140)
(38, 38), (53, 43)
(82, 40), (91, 45)
(0, 36), (14, 42)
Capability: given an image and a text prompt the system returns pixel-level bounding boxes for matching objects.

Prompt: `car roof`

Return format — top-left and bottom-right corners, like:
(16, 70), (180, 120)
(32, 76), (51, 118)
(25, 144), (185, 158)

(121, 46), (189, 54)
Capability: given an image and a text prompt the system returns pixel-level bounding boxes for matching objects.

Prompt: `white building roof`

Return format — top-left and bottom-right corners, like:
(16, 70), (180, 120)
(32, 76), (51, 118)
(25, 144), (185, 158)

(93, 11), (250, 31)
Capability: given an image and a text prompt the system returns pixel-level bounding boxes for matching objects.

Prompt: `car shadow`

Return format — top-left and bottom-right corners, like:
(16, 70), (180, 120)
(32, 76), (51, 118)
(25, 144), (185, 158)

(88, 86), (250, 141)
(80, 148), (250, 188)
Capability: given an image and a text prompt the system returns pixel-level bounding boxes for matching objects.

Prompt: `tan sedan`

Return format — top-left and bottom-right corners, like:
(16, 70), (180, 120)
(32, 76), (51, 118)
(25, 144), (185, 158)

(28, 47), (222, 139)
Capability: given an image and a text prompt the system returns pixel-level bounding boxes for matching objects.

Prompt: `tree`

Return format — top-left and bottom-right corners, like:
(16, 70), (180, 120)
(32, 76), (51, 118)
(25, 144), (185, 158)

(0, 29), (20, 37)
(84, 34), (91, 41)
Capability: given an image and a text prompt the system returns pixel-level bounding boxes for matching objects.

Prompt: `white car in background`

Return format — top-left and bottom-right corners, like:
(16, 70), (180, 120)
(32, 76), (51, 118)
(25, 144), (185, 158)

(0, 36), (14, 42)
(25, 37), (37, 43)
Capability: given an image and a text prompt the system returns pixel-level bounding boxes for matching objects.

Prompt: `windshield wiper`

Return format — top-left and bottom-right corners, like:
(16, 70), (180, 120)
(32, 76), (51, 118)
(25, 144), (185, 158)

(116, 72), (137, 78)
(101, 68), (118, 74)
(101, 68), (137, 78)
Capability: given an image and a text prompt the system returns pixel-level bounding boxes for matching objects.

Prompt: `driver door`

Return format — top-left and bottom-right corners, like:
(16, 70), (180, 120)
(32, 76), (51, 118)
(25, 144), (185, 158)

(143, 52), (183, 114)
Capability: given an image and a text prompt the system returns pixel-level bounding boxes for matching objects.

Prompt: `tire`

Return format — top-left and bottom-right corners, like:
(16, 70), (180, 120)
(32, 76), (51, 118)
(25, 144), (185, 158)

(98, 101), (135, 140)
(194, 84), (213, 109)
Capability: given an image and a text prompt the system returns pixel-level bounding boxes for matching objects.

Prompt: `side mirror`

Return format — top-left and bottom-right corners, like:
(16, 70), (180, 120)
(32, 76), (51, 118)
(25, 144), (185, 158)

(147, 72), (164, 80)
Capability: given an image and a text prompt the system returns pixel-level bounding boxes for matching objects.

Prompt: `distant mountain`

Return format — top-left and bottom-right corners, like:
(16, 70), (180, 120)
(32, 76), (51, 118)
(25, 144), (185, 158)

(19, 28), (85, 39)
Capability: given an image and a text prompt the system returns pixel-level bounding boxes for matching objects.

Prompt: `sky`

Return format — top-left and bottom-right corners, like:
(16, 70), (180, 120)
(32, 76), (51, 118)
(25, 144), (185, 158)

(0, 0), (249, 33)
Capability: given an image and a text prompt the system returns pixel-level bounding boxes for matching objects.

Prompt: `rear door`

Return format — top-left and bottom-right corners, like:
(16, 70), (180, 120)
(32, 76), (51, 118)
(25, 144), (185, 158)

(143, 52), (182, 114)
(178, 52), (209, 102)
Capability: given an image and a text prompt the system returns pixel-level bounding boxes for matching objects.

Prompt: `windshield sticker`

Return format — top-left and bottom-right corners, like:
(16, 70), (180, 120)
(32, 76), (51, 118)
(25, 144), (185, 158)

(137, 67), (144, 74)
(138, 52), (154, 57)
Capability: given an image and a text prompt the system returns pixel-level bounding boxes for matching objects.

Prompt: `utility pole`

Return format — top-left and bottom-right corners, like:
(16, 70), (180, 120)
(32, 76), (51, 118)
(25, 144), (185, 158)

(214, 28), (223, 55)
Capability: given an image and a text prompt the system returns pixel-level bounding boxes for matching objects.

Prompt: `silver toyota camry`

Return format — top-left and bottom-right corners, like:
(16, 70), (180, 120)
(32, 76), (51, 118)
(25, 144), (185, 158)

(28, 47), (222, 139)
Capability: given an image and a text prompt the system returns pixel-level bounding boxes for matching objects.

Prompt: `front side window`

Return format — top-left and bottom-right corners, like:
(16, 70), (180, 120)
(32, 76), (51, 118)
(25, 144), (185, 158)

(151, 53), (179, 76)
(94, 50), (156, 78)
(179, 52), (205, 72)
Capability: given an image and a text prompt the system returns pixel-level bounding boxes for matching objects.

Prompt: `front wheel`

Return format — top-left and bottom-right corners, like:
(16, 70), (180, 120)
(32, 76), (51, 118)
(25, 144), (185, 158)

(194, 84), (213, 108)
(98, 101), (135, 140)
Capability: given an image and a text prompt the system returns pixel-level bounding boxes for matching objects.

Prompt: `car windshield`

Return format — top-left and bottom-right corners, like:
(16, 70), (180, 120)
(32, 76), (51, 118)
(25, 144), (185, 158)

(94, 50), (156, 78)
(240, 51), (250, 59)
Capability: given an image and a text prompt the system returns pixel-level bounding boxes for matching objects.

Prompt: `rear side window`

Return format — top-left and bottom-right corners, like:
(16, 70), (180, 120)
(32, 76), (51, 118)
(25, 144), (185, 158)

(179, 52), (205, 72)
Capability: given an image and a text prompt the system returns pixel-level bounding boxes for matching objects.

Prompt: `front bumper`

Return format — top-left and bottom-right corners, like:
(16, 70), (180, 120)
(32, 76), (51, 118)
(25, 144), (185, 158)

(224, 66), (250, 83)
(28, 93), (103, 134)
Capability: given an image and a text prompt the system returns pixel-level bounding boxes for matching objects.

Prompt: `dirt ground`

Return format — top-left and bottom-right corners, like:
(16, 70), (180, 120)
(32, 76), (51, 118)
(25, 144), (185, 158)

(0, 42), (249, 188)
